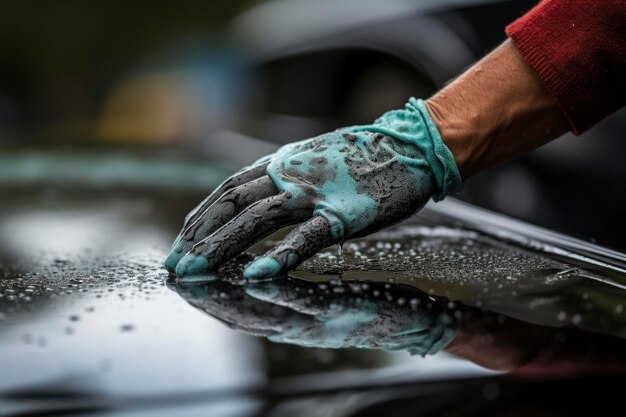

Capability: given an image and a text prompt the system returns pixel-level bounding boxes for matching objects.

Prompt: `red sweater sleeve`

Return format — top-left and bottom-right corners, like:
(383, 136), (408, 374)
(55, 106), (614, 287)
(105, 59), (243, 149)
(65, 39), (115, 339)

(506, 0), (626, 134)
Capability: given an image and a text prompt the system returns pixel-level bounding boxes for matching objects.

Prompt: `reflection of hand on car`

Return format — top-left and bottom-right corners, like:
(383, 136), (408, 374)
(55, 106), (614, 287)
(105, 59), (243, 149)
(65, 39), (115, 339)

(169, 275), (460, 356)
(170, 271), (626, 373)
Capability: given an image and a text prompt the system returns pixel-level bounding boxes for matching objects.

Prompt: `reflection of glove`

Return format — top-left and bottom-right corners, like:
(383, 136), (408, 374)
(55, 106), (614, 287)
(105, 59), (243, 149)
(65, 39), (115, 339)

(165, 98), (462, 281)
(169, 276), (460, 356)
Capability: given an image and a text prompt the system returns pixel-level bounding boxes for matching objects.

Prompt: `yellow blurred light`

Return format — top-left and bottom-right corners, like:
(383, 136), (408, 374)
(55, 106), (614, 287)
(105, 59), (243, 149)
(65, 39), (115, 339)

(97, 72), (210, 145)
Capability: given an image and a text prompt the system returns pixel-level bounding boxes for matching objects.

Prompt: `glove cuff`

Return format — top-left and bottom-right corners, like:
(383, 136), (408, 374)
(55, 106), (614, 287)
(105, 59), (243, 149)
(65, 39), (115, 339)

(410, 98), (463, 200)
(350, 98), (462, 201)
(424, 306), (461, 356)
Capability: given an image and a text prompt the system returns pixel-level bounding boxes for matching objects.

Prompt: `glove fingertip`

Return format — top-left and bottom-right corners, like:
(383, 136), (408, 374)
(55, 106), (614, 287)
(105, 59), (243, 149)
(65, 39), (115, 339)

(164, 250), (184, 273)
(243, 256), (282, 281)
(175, 253), (209, 278)
(245, 282), (280, 300)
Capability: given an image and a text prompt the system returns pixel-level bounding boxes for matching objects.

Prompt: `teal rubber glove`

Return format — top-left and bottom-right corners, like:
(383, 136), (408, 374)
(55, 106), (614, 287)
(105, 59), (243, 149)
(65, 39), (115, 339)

(169, 276), (460, 356)
(165, 98), (462, 281)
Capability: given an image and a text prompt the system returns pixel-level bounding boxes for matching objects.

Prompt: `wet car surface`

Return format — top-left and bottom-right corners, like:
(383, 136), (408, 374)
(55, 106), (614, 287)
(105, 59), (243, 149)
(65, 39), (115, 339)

(1, 156), (625, 416)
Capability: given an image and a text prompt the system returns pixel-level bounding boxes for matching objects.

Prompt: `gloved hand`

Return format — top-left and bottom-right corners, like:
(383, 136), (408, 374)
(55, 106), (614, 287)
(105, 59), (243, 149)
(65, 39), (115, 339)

(165, 98), (462, 281)
(169, 276), (460, 356)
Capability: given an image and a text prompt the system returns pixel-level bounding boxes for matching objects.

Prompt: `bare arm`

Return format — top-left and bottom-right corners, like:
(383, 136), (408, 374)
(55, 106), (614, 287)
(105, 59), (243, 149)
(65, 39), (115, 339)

(427, 39), (570, 179)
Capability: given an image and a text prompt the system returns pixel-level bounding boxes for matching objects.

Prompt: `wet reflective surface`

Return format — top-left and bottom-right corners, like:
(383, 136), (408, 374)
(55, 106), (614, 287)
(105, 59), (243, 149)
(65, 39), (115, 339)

(2, 181), (626, 416)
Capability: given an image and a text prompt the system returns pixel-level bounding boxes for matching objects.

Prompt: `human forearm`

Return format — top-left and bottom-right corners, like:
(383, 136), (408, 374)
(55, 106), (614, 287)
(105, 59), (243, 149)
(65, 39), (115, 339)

(426, 39), (569, 179)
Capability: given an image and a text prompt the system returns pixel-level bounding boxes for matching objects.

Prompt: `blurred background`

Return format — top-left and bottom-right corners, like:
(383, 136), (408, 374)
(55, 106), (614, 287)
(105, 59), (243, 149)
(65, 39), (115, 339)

(1, 0), (625, 247)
